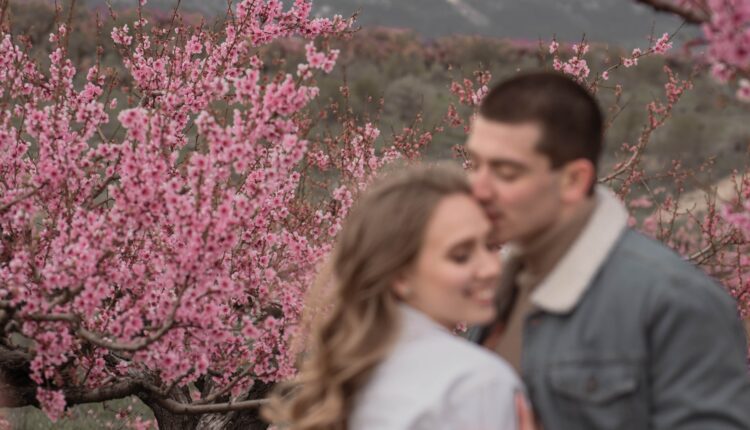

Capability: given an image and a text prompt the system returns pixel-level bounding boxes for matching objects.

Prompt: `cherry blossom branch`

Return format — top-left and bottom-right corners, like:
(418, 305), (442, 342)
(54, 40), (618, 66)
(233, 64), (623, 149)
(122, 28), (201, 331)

(75, 309), (178, 352)
(26, 284), (186, 352)
(688, 232), (740, 264)
(599, 127), (653, 184)
(0, 185), (44, 215)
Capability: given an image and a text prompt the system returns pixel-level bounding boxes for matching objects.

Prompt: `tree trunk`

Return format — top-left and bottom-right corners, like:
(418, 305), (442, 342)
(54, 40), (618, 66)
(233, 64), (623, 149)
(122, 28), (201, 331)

(140, 390), (201, 430)
(1, 351), (273, 430)
(140, 381), (272, 430)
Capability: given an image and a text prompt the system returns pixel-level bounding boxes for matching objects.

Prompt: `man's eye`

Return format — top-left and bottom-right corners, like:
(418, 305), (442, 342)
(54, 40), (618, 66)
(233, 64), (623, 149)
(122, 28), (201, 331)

(492, 166), (520, 181)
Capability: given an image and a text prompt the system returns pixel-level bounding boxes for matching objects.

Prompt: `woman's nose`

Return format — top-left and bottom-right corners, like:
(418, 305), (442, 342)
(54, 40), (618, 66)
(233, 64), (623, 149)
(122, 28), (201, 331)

(476, 248), (501, 281)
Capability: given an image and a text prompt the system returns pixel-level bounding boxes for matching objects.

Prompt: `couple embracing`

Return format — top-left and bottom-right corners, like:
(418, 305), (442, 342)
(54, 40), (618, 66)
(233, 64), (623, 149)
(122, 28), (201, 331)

(264, 72), (750, 429)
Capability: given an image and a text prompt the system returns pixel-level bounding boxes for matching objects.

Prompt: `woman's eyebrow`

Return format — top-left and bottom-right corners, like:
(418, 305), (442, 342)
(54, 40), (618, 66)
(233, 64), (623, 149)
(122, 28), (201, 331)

(447, 238), (476, 252)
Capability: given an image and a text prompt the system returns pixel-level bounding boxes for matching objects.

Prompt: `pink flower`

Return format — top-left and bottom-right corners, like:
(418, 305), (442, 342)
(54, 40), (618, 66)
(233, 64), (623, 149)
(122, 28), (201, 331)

(196, 354), (209, 374)
(117, 107), (147, 130)
(549, 40), (559, 54)
(572, 43), (589, 56)
(37, 388), (66, 422)
(736, 79), (750, 102)
(186, 36), (203, 56)
(711, 63), (733, 83)
(304, 42), (338, 73)
(111, 25), (133, 46)
(653, 32), (673, 55)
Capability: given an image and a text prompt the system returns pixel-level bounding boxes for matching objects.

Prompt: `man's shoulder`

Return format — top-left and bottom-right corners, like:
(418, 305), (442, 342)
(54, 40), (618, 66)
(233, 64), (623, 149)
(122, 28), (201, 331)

(599, 228), (735, 312)
(607, 229), (711, 281)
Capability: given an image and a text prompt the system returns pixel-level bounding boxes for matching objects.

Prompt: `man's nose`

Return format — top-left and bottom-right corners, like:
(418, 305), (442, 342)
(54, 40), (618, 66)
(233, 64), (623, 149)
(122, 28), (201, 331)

(470, 168), (493, 202)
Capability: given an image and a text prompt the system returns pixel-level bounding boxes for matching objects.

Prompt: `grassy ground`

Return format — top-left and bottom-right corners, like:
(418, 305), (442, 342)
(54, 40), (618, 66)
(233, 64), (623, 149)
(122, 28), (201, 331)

(1, 397), (154, 430)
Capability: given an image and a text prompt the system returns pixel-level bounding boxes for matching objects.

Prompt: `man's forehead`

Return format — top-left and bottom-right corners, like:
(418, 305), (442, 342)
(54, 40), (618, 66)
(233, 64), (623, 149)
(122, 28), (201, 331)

(469, 116), (543, 139)
(467, 118), (542, 156)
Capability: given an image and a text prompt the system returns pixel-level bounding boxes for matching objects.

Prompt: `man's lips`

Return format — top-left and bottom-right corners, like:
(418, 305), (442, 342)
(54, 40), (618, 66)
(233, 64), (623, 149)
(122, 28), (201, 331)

(486, 211), (503, 222)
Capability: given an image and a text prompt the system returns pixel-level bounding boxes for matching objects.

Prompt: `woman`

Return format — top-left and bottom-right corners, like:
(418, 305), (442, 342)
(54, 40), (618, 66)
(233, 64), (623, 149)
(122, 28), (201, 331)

(264, 163), (526, 429)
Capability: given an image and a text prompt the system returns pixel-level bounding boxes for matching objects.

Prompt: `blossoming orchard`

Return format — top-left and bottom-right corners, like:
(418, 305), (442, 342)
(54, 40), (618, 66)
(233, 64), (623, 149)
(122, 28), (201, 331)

(0, 0), (749, 429)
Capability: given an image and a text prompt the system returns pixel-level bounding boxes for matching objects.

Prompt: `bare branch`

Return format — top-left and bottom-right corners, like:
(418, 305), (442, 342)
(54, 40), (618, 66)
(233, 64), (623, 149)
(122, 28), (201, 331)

(155, 397), (269, 415)
(0, 345), (32, 367)
(688, 232), (740, 264)
(26, 313), (77, 323)
(65, 379), (144, 405)
(0, 376), (146, 408)
(193, 368), (253, 405)
(633, 0), (709, 24)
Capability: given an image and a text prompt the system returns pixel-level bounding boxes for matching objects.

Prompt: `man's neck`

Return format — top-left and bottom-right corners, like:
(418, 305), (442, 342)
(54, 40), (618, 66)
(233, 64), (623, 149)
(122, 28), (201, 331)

(516, 198), (597, 283)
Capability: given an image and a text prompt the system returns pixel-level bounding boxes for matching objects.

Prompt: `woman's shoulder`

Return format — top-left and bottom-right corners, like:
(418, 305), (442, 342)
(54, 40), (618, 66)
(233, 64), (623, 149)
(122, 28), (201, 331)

(399, 326), (518, 383)
(392, 306), (518, 384)
(351, 329), (520, 429)
(350, 311), (521, 429)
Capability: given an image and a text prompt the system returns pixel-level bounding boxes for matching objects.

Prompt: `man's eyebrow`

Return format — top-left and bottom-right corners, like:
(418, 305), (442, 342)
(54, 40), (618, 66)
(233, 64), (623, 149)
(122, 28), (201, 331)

(465, 149), (528, 171)
(487, 159), (527, 171)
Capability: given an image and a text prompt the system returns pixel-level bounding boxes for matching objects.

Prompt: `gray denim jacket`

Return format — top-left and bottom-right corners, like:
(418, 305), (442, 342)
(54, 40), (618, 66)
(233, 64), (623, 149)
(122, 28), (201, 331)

(476, 188), (750, 429)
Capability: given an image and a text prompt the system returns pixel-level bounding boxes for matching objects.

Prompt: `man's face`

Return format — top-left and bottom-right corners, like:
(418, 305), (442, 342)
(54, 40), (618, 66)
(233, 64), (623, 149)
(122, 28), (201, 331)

(466, 116), (564, 246)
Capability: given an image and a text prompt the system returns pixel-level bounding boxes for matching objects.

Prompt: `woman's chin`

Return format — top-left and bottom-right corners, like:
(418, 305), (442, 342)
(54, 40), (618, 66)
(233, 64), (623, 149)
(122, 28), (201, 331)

(462, 307), (497, 327)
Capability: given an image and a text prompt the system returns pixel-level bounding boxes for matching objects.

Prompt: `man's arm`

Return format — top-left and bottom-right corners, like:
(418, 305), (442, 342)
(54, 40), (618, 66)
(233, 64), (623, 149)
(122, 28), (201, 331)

(647, 274), (750, 429)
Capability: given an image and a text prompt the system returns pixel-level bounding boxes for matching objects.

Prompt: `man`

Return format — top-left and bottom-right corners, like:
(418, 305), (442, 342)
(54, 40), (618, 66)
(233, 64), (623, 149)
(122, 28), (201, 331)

(467, 71), (750, 429)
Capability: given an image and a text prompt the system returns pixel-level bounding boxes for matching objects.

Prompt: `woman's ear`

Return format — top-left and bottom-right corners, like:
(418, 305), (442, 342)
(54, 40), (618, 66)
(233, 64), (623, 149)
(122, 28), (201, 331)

(391, 274), (414, 300)
(560, 159), (596, 203)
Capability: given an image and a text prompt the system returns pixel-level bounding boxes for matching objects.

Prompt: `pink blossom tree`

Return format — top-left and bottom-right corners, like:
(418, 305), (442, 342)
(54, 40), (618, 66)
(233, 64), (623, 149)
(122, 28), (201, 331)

(635, 0), (750, 328)
(636, 0), (750, 100)
(0, 1), (424, 428)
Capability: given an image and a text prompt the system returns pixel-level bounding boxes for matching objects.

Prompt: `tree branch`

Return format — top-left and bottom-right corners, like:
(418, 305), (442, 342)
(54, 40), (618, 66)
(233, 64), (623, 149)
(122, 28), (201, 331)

(193, 368), (253, 405)
(154, 397), (269, 415)
(0, 375), (146, 408)
(0, 185), (44, 215)
(0, 345), (32, 367)
(633, 0), (709, 24)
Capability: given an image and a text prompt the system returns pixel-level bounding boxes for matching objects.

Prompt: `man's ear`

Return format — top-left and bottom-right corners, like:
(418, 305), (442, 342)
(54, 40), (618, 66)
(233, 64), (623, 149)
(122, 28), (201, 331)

(560, 159), (596, 204)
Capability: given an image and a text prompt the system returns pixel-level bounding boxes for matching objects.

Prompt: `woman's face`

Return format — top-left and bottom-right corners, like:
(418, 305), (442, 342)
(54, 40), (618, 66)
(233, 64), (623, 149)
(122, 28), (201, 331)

(396, 193), (501, 328)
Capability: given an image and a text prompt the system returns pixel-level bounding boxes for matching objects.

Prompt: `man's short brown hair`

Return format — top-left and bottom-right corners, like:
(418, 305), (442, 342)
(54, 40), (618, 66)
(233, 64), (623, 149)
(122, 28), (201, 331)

(479, 71), (603, 172)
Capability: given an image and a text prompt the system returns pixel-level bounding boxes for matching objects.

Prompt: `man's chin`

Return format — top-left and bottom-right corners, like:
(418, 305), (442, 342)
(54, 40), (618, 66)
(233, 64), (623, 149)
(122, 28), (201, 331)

(493, 225), (533, 246)
(491, 224), (515, 243)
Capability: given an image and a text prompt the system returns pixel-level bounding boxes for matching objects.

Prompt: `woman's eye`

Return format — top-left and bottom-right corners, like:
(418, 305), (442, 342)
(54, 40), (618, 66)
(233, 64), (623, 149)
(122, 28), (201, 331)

(449, 252), (470, 264)
(485, 241), (502, 252)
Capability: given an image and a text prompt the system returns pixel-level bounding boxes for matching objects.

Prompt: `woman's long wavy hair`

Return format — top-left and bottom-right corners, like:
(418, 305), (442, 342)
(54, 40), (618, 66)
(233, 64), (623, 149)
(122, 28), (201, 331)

(263, 163), (471, 429)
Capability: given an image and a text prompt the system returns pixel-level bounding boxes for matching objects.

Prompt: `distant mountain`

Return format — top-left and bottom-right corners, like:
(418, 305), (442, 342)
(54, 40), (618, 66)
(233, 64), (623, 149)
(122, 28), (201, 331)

(78, 0), (694, 47)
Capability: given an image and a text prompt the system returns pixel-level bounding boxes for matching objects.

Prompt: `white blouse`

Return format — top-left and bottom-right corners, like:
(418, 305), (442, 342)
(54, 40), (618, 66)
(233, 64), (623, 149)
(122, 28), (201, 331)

(349, 304), (523, 430)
